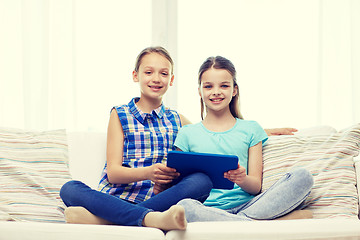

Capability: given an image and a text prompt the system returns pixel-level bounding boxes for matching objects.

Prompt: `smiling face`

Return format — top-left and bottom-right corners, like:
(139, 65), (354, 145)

(199, 68), (238, 115)
(133, 52), (174, 102)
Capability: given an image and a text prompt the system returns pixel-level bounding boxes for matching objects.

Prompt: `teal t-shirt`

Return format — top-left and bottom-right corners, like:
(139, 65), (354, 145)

(174, 118), (268, 210)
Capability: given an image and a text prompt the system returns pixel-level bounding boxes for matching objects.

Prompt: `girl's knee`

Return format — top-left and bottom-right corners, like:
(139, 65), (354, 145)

(60, 180), (84, 201)
(177, 198), (201, 209)
(190, 172), (213, 190)
(177, 199), (189, 207)
(61, 180), (79, 192)
(290, 168), (314, 189)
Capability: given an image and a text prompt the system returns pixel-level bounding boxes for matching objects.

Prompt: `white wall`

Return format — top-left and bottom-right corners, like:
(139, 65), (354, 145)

(0, 0), (359, 132)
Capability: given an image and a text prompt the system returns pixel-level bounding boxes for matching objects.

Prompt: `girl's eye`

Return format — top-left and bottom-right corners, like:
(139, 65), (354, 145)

(204, 85), (212, 89)
(161, 72), (169, 76)
(221, 85), (230, 88)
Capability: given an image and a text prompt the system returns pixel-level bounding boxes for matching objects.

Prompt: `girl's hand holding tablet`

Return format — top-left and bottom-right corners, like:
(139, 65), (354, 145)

(224, 164), (247, 185)
(147, 163), (180, 185)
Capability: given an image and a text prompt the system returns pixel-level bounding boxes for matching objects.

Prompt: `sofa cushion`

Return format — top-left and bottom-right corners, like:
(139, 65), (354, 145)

(262, 124), (360, 218)
(0, 127), (71, 222)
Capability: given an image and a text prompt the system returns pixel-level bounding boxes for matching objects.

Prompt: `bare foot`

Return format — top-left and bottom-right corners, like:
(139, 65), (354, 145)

(276, 210), (313, 220)
(143, 205), (187, 231)
(64, 206), (113, 225)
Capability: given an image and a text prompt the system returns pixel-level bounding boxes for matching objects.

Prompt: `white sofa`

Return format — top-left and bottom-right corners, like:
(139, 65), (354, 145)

(1, 125), (360, 240)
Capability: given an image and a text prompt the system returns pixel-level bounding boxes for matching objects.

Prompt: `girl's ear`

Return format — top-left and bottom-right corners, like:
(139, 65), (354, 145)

(133, 71), (139, 82)
(233, 84), (238, 97)
(169, 75), (175, 86)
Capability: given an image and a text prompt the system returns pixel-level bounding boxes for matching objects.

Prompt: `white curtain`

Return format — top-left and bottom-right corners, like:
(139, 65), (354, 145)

(0, 0), (151, 131)
(1, 0), (359, 132)
(1, 0), (74, 131)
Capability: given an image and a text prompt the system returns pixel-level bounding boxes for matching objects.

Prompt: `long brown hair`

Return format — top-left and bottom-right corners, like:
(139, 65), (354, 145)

(134, 46), (174, 74)
(198, 56), (243, 120)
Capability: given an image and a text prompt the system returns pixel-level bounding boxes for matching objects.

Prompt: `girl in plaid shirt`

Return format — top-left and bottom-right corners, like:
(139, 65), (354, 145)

(60, 46), (213, 230)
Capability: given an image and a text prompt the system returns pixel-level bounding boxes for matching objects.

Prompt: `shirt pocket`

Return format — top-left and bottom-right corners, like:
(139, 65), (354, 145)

(124, 131), (152, 159)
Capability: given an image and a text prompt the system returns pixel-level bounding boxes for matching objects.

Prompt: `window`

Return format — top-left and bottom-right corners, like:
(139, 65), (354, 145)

(177, 0), (319, 128)
(1, 0), (358, 131)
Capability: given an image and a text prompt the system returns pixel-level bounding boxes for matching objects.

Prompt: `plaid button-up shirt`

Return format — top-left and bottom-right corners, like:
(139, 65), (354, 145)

(98, 98), (182, 203)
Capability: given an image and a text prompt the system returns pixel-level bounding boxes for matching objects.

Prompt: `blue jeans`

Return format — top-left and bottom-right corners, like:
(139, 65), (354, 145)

(60, 172), (213, 226)
(177, 168), (314, 222)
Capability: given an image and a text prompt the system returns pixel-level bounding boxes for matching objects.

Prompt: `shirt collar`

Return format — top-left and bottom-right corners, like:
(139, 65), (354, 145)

(128, 97), (165, 123)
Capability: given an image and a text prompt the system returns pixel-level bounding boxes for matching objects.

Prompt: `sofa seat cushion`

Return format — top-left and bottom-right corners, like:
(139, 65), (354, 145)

(0, 221), (165, 240)
(166, 219), (360, 240)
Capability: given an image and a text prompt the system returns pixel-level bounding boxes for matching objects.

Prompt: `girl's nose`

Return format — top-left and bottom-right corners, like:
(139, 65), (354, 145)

(152, 74), (161, 83)
(212, 87), (221, 95)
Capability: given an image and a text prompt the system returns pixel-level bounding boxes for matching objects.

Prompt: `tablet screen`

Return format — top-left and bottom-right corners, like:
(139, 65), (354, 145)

(167, 151), (238, 189)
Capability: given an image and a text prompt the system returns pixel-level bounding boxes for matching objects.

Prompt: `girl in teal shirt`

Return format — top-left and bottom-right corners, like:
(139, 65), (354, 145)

(175, 56), (314, 221)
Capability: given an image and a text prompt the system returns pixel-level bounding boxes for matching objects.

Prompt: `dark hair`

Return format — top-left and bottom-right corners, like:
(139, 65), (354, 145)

(134, 46), (174, 74)
(198, 56), (243, 120)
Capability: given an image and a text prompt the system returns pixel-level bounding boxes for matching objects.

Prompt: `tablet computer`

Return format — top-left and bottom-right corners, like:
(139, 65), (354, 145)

(167, 151), (238, 189)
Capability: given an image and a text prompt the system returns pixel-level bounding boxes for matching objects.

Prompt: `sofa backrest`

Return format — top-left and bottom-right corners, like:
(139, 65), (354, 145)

(64, 126), (341, 189)
(67, 132), (107, 189)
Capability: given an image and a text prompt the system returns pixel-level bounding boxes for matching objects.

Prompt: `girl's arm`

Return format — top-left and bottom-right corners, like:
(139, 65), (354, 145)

(179, 113), (192, 126)
(264, 128), (297, 136)
(224, 142), (263, 195)
(106, 109), (179, 185)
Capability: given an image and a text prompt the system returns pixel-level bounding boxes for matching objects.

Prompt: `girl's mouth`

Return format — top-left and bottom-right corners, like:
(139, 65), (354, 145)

(149, 85), (163, 91)
(210, 98), (224, 103)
